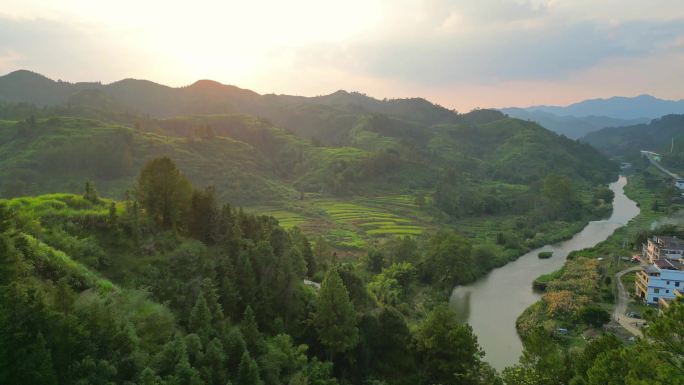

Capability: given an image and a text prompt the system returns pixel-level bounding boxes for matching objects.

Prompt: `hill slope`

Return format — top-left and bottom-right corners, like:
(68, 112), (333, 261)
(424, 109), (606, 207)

(501, 108), (649, 139)
(0, 70), (617, 252)
(581, 114), (684, 156)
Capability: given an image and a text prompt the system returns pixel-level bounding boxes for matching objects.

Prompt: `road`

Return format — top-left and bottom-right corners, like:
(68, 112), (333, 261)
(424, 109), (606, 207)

(613, 266), (644, 337)
(642, 151), (680, 179)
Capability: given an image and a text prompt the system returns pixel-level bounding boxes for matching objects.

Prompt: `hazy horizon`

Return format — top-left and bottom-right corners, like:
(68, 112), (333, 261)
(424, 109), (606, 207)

(6, 67), (684, 112)
(2, 0), (684, 111)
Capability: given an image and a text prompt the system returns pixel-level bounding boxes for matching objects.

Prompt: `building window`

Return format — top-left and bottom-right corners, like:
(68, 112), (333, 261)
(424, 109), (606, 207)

(654, 288), (660, 294)
(667, 281), (671, 285)
(666, 290), (670, 294)
(676, 282), (681, 287)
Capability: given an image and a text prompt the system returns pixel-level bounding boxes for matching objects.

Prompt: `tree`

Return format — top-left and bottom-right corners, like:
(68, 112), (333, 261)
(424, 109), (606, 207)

(313, 269), (359, 358)
(237, 352), (262, 385)
(578, 305), (610, 328)
(586, 349), (627, 385)
(366, 307), (415, 381)
(189, 291), (214, 343)
(643, 301), (684, 375)
(240, 306), (264, 356)
(573, 334), (622, 380)
(108, 202), (117, 225)
(502, 328), (569, 385)
(188, 186), (219, 244)
(414, 305), (485, 385)
(202, 338), (227, 385)
(83, 180), (100, 204)
(423, 231), (475, 287)
(364, 248), (384, 274)
(136, 157), (192, 228)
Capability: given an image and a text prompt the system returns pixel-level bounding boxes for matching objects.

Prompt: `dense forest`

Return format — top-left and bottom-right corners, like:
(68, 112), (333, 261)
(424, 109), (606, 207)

(1, 157), (682, 385)
(0, 71), (617, 269)
(581, 114), (684, 158)
(5, 70), (683, 385)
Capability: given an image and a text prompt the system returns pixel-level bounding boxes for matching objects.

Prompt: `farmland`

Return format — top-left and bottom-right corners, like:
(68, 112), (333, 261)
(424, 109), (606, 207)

(249, 194), (434, 250)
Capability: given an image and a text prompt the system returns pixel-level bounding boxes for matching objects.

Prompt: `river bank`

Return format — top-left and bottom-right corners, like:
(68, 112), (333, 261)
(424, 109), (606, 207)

(449, 176), (639, 370)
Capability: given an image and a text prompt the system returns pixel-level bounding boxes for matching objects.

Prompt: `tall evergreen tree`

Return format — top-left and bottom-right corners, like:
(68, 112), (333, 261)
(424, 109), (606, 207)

(136, 157), (192, 228)
(313, 268), (359, 359)
(237, 352), (262, 385)
(240, 306), (264, 356)
(189, 291), (214, 343)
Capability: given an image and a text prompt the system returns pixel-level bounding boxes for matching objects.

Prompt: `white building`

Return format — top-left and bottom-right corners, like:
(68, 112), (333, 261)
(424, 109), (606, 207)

(635, 258), (684, 305)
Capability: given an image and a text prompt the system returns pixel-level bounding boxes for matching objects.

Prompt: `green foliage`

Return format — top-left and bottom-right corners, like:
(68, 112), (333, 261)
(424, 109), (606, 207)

(577, 305), (610, 328)
(313, 269), (359, 356)
(414, 305), (487, 385)
(502, 328), (570, 385)
(422, 231), (476, 287)
(137, 157), (193, 228)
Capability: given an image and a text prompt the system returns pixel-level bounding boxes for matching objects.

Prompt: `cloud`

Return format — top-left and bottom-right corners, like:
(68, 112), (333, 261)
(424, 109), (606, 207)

(298, 16), (684, 87)
(0, 1), (683, 110)
(0, 15), (159, 82)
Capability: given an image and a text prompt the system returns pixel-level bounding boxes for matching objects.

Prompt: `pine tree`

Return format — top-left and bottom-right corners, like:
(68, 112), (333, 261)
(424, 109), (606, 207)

(136, 157), (192, 228)
(240, 306), (263, 356)
(236, 253), (257, 308)
(189, 291), (214, 343)
(108, 202), (117, 225)
(202, 338), (227, 385)
(83, 180), (100, 204)
(236, 352), (262, 385)
(139, 367), (162, 385)
(313, 268), (359, 358)
(223, 327), (247, 373)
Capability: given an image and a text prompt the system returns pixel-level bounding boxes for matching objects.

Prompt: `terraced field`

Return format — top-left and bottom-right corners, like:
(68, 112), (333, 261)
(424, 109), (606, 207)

(314, 200), (425, 236)
(255, 209), (308, 229)
(251, 194), (434, 250)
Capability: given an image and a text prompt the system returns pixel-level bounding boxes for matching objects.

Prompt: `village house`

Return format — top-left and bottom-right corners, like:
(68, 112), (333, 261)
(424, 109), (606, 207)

(635, 258), (684, 305)
(642, 235), (684, 263)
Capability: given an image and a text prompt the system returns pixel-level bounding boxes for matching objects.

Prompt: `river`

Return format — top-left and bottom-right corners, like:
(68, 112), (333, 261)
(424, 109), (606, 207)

(449, 175), (640, 371)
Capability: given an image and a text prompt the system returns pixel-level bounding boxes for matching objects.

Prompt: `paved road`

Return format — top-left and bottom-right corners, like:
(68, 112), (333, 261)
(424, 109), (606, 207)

(643, 152), (680, 179)
(613, 266), (644, 337)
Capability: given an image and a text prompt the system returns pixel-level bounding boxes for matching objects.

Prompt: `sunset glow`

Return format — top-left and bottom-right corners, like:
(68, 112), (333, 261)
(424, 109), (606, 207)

(2, 0), (684, 109)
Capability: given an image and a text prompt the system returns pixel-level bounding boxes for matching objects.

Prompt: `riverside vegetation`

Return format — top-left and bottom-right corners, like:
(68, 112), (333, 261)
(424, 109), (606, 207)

(511, 160), (684, 385)
(1, 71), (682, 385)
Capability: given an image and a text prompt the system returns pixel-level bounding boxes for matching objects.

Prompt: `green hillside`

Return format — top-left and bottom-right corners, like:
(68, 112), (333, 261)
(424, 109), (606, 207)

(0, 70), (617, 254)
(582, 114), (684, 156)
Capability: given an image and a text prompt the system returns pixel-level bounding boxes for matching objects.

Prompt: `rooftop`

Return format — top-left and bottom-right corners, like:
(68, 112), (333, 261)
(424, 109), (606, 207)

(654, 235), (684, 250)
(653, 258), (684, 271)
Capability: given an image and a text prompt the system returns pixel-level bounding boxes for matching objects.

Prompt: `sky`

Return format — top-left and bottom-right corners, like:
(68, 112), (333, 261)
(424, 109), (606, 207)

(1, 0), (683, 111)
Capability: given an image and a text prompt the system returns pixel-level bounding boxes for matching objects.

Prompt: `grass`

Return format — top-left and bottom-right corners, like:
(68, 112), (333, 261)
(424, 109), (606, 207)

(257, 209), (307, 229)
(248, 194), (433, 250)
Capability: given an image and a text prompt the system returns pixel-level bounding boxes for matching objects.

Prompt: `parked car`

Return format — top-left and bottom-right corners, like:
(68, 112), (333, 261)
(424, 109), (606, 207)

(626, 311), (641, 319)
(557, 328), (569, 335)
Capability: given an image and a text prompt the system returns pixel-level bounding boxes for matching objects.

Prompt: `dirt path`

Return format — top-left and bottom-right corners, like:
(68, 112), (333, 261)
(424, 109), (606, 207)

(613, 266), (644, 337)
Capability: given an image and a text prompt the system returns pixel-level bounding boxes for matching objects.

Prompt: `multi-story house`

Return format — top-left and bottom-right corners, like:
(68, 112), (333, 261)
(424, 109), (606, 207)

(659, 288), (682, 310)
(635, 258), (684, 305)
(642, 235), (684, 263)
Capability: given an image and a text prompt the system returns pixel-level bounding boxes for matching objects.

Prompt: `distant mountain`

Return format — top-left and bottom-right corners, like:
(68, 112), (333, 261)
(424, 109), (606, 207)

(581, 114), (684, 156)
(0, 70), (457, 145)
(0, 69), (615, 198)
(500, 108), (648, 139)
(521, 94), (684, 120)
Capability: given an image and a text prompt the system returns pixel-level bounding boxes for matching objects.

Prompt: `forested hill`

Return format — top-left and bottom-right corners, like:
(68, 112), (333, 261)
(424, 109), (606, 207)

(0, 70), (457, 144)
(581, 114), (684, 156)
(501, 107), (648, 139)
(0, 70), (616, 256)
